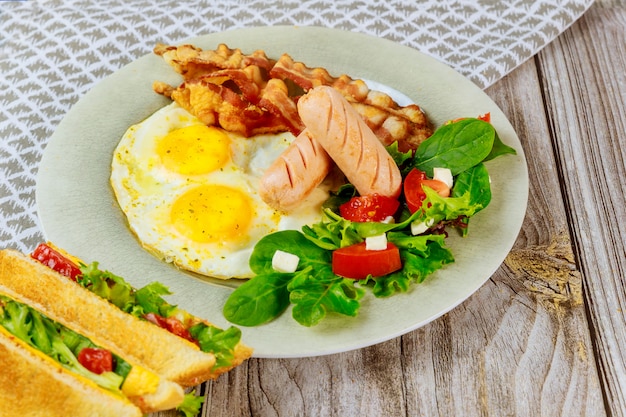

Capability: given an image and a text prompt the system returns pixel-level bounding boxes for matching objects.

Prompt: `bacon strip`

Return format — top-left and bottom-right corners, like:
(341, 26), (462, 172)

(152, 43), (433, 150)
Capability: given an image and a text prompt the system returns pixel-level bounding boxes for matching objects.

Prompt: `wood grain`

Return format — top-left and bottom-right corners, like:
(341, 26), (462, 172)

(537, 5), (626, 416)
(153, 3), (625, 416)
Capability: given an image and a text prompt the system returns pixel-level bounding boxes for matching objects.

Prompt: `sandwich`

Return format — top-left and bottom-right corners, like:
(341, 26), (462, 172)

(0, 244), (253, 415)
(0, 288), (183, 416)
(2, 244), (253, 387)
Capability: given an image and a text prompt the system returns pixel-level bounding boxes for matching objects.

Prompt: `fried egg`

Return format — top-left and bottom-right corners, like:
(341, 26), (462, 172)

(111, 102), (327, 278)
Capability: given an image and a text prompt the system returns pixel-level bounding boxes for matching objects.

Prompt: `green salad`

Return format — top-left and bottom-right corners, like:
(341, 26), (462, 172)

(223, 117), (516, 327)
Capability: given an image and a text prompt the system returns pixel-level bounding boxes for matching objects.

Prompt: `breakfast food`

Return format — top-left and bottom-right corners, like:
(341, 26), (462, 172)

(110, 42), (438, 281)
(298, 86), (403, 199)
(152, 42), (433, 151)
(1, 245), (252, 388)
(0, 250), (187, 415)
(223, 112), (518, 327)
(110, 103), (328, 279)
(258, 129), (334, 212)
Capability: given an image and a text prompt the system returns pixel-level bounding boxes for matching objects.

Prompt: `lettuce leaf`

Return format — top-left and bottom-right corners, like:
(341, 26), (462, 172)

(77, 263), (242, 369)
(0, 294), (126, 392)
(177, 393), (205, 417)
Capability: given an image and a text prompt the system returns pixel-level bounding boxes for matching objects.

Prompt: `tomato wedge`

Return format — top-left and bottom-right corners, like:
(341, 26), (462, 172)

(403, 168), (450, 213)
(31, 242), (82, 281)
(332, 241), (402, 279)
(339, 194), (400, 222)
(143, 312), (198, 346)
(77, 347), (113, 375)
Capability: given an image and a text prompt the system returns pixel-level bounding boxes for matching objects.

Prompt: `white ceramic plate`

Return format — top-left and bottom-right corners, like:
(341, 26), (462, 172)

(36, 26), (528, 358)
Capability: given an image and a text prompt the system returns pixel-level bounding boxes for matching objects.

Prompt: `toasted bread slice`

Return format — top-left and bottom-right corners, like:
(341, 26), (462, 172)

(0, 326), (141, 417)
(0, 249), (218, 387)
(0, 293), (184, 414)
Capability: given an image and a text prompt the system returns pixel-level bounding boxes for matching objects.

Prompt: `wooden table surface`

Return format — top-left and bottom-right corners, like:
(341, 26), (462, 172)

(152, 1), (626, 416)
(1, 1), (623, 416)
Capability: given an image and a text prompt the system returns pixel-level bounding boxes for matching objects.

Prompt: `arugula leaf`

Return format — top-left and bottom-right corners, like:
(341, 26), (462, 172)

(414, 118), (495, 176)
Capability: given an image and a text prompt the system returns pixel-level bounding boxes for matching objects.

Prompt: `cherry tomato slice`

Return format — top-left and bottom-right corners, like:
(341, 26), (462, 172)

(31, 243), (82, 281)
(339, 194), (400, 222)
(450, 113), (491, 124)
(77, 347), (113, 375)
(143, 312), (198, 346)
(332, 241), (402, 279)
(403, 168), (450, 213)
(478, 112), (491, 123)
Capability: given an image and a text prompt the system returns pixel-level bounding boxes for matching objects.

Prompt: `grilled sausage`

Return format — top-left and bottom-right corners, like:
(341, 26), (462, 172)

(297, 85), (402, 198)
(259, 129), (333, 212)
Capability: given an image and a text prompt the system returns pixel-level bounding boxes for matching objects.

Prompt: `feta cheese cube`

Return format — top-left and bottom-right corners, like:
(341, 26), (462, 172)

(272, 250), (300, 273)
(433, 167), (454, 189)
(365, 234), (388, 251)
(381, 215), (395, 224)
(411, 218), (434, 235)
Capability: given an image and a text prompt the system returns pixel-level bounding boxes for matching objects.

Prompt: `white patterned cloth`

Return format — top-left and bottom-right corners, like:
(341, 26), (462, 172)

(1, 0), (592, 251)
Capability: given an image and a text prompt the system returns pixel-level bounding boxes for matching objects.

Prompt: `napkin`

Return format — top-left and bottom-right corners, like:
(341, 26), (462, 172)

(0, 0), (593, 251)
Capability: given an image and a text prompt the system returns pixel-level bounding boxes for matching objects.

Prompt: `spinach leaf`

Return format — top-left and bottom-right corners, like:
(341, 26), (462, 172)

(483, 131), (517, 162)
(414, 118), (495, 176)
(322, 183), (357, 213)
(386, 141), (414, 175)
(222, 272), (293, 326)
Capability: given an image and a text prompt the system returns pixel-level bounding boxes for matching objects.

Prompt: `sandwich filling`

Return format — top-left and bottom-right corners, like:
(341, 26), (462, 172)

(0, 293), (159, 396)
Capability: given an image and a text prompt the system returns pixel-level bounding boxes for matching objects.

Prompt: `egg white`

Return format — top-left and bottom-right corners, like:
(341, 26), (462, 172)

(111, 102), (327, 278)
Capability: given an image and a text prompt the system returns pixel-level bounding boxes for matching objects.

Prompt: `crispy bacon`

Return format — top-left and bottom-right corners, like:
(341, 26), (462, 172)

(154, 43), (275, 79)
(153, 43), (433, 150)
(258, 79), (305, 136)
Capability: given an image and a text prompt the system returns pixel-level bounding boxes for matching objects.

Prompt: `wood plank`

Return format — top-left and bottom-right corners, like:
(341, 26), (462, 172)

(153, 5), (618, 417)
(536, 6), (626, 416)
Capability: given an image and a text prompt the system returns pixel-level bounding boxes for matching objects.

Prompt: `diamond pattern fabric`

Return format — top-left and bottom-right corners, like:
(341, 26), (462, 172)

(0, 0), (593, 251)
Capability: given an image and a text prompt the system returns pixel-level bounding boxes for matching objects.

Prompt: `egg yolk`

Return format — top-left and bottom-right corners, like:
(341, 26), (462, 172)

(157, 125), (230, 175)
(170, 185), (252, 243)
